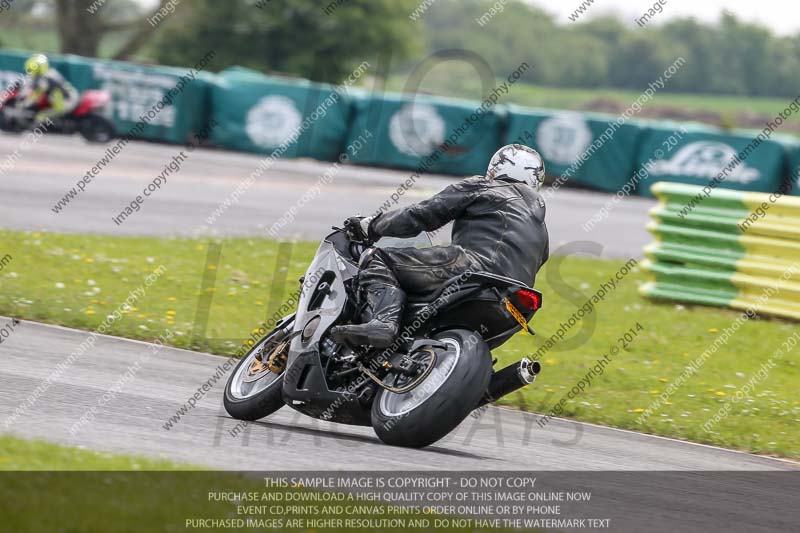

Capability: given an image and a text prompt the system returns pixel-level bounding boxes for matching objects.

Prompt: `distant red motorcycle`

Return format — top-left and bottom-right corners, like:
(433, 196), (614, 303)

(0, 81), (115, 143)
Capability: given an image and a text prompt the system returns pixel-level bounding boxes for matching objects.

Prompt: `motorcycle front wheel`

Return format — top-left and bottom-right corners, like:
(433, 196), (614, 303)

(223, 318), (294, 421)
(79, 113), (115, 143)
(0, 110), (24, 133)
(371, 328), (492, 448)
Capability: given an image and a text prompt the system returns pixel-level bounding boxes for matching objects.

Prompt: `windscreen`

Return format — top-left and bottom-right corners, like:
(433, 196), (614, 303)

(376, 232), (433, 250)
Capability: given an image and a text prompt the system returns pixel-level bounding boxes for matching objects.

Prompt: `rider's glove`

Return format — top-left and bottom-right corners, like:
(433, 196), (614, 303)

(344, 215), (380, 244)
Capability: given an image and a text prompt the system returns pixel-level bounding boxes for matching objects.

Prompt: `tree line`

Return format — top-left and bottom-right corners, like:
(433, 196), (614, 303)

(419, 0), (800, 98)
(2, 0), (798, 98)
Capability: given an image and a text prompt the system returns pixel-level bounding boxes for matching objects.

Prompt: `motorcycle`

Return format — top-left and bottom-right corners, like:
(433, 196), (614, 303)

(0, 81), (115, 143)
(223, 224), (543, 448)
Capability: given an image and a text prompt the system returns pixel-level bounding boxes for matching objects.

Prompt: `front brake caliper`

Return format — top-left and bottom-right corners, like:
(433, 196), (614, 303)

(263, 339), (290, 374)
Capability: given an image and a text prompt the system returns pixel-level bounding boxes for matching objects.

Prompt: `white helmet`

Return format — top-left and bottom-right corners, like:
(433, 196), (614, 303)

(486, 144), (545, 190)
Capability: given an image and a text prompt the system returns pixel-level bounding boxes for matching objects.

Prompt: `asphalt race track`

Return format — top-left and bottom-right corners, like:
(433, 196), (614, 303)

(3, 135), (799, 531)
(1, 320), (798, 532)
(0, 134), (653, 258)
(1, 320), (795, 472)
(0, 135), (796, 468)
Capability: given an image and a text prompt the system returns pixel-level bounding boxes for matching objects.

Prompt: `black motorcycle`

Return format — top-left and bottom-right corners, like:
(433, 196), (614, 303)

(223, 225), (543, 448)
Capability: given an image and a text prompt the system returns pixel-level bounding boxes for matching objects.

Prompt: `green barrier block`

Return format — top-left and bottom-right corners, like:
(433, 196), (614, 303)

(650, 180), (752, 209)
(0, 49), (68, 94)
(503, 106), (644, 192)
(650, 206), (744, 236)
(641, 181), (800, 320)
(640, 259), (740, 302)
(639, 280), (739, 309)
(343, 92), (505, 176)
(208, 69), (351, 161)
(644, 241), (742, 271)
(635, 127), (786, 196)
(61, 56), (212, 145)
(788, 143), (800, 196)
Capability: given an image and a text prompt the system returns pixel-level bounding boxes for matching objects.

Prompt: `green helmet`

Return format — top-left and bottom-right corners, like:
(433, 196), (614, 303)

(25, 54), (49, 77)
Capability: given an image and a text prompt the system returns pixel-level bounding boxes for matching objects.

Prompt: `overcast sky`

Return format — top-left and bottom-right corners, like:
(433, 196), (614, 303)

(530, 0), (800, 35)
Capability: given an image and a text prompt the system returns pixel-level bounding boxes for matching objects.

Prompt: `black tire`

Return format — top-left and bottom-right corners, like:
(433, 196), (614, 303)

(223, 321), (292, 421)
(371, 328), (492, 448)
(0, 110), (24, 133)
(79, 113), (115, 143)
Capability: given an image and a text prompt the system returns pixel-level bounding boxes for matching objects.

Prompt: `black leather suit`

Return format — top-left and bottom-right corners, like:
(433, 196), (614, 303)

(363, 176), (550, 294)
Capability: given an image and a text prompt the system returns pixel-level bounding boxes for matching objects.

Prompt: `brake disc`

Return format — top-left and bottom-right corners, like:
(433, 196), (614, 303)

(360, 346), (438, 394)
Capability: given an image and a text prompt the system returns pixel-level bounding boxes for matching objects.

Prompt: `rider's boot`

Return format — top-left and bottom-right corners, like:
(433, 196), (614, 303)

(330, 285), (405, 349)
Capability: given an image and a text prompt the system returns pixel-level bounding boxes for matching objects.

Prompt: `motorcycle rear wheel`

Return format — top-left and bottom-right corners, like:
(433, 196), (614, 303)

(371, 328), (491, 448)
(223, 320), (293, 421)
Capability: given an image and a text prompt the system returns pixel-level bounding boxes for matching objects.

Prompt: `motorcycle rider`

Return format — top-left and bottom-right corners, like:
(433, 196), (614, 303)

(330, 144), (550, 349)
(21, 54), (79, 126)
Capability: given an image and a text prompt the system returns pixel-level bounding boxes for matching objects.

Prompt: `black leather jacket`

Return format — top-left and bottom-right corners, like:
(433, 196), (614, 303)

(371, 176), (549, 285)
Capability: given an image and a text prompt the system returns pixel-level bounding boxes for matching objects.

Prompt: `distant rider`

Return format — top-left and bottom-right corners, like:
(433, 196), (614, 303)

(331, 144), (550, 349)
(21, 54), (79, 126)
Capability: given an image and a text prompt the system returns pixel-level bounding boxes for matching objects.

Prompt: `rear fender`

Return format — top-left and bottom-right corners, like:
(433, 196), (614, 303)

(73, 90), (110, 116)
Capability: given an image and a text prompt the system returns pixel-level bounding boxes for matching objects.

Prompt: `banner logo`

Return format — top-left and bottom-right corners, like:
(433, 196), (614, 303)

(389, 103), (446, 157)
(93, 64), (177, 127)
(246, 95), (302, 148)
(536, 112), (592, 165)
(647, 141), (761, 183)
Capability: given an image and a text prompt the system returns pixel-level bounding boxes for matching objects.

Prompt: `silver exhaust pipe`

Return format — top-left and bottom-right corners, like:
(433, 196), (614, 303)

(479, 357), (541, 407)
(518, 357), (541, 384)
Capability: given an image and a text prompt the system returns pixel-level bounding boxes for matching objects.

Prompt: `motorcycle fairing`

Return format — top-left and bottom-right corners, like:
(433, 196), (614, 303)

(282, 237), (372, 425)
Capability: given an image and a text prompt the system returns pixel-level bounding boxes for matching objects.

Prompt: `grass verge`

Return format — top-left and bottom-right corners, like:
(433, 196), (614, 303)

(0, 435), (514, 532)
(1, 229), (797, 459)
(0, 434), (195, 471)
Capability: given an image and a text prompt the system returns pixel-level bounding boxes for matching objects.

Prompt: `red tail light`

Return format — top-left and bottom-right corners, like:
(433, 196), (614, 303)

(515, 289), (541, 311)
